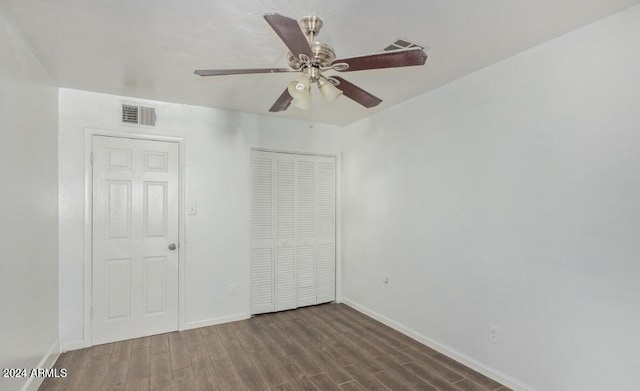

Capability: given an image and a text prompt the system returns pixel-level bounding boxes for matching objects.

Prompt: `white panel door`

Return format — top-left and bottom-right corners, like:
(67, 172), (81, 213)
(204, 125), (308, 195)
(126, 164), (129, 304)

(316, 155), (336, 304)
(274, 153), (296, 311)
(296, 154), (318, 307)
(251, 151), (275, 314)
(92, 136), (179, 345)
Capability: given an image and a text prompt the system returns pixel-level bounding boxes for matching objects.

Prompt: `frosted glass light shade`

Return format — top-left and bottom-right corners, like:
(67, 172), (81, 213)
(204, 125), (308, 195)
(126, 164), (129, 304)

(291, 96), (311, 110)
(288, 77), (310, 96)
(287, 78), (311, 110)
(319, 79), (342, 103)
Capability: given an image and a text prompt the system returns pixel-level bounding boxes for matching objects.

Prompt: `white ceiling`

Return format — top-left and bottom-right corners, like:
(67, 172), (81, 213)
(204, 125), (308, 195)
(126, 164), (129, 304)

(2, 0), (638, 126)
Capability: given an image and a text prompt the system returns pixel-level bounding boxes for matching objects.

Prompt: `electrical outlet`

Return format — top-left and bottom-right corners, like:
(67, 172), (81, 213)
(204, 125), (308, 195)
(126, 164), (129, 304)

(489, 327), (498, 344)
(228, 284), (238, 296)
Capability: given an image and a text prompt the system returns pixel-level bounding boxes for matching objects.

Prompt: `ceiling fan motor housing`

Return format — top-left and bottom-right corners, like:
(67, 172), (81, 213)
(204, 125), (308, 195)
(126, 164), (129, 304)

(286, 16), (336, 81)
(287, 41), (335, 68)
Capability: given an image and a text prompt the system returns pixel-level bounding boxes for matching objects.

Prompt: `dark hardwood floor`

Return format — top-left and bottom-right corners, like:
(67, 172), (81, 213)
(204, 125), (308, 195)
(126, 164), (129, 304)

(39, 303), (512, 391)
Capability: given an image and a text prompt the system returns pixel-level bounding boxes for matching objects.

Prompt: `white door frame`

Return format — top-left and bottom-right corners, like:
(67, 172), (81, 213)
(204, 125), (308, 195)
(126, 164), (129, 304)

(83, 128), (186, 348)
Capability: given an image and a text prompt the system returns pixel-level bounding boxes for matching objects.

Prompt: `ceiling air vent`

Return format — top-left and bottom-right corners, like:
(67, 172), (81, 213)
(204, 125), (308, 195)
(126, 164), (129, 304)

(383, 38), (425, 52)
(121, 103), (157, 127)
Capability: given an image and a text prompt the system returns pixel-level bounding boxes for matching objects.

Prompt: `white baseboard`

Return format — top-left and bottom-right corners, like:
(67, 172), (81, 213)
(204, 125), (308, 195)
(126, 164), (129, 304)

(61, 339), (87, 352)
(181, 313), (250, 331)
(21, 340), (60, 391)
(60, 314), (251, 352)
(341, 298), (530, 391)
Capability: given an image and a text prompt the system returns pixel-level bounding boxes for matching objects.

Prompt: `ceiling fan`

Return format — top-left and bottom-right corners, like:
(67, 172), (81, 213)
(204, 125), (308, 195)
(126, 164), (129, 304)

(194, 14), (428, 112)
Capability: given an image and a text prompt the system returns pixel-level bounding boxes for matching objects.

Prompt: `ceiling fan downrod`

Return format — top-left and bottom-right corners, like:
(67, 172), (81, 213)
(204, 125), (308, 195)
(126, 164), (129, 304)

(300, 15), (323, 42)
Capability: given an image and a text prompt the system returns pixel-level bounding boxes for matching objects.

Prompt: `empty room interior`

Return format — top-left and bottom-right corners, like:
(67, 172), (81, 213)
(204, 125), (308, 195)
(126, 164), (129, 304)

(2, 1), (640, 390)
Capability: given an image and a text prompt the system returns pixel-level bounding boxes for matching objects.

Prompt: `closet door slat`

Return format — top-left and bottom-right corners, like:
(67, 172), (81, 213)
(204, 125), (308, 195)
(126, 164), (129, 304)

(250, 151), (275, 314)
(316, 155), (336, 304)
(296, 154), (317, 306)
(274, 153), (296, 311)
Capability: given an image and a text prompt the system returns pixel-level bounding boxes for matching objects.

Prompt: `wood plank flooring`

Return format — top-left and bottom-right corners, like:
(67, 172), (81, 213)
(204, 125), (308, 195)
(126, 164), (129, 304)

(39, 303), (512, 391)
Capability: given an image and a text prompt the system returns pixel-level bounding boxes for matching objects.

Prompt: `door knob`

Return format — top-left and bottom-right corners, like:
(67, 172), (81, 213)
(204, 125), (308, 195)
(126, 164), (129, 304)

(168, 243), (177, 251)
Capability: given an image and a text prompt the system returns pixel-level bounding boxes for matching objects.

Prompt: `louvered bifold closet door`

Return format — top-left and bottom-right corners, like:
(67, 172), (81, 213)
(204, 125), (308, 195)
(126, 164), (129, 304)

(250, 151), (275, 314)
(316, 155), (336, 303)
(274, 153), (297, 311)
(296, 154), (317, 307)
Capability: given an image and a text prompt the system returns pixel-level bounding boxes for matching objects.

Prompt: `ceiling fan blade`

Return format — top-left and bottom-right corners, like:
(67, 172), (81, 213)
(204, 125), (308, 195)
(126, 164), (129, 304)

(194, 68), (295, 76)
(264, 14), (313, 59)
(333, 47), (427, 72)
(332, 76), (382, 108)
(269, 88), (293, 112)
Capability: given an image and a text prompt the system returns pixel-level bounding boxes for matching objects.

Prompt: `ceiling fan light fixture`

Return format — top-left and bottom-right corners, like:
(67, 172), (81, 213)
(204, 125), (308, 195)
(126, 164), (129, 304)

(287, 77), (311, 110)
(287, 77), (309, 97)
(291, 95), (311, 111)
(318, 79), (342, 103)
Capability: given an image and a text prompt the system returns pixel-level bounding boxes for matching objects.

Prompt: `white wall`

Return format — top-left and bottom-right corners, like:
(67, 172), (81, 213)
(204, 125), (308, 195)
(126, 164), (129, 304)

(58, 89), (343, 348)
(0, 11), (59, 391)
(341, 5), (640, 391)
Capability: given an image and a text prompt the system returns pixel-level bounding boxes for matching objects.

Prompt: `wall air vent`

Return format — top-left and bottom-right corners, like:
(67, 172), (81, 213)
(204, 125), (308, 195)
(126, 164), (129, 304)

(383, 38), (425, 52)
(121, 103), (157, 127)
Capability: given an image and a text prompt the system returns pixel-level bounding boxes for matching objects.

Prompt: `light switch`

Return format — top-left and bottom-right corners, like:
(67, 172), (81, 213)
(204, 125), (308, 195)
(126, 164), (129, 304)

(188, 203), (197, 215)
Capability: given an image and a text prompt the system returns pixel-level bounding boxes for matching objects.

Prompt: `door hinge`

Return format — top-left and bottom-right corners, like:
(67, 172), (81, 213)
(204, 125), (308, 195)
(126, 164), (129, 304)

(90, 307), (94, 319)
(90, 152), (95, 164)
